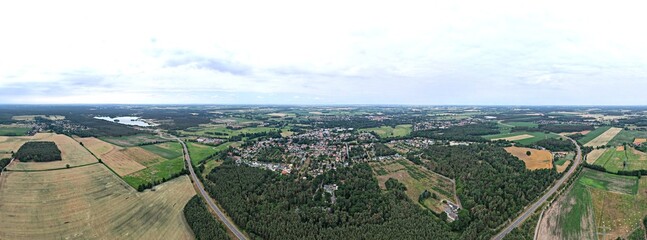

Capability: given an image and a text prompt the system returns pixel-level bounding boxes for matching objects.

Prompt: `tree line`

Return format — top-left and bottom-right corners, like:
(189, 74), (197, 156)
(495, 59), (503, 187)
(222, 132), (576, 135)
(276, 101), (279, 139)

(183, 196), (230, 240)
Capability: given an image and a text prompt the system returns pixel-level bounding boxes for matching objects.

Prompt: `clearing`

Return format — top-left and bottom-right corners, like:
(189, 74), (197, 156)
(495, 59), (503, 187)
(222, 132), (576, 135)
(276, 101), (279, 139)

(485, 131), (560, 145)
(370, 159), (458, 213)
(583, 127), (622, 147)
(504, 146), (553, 170)
(360, 124), (413, 138)
(0, 164), (194, 239)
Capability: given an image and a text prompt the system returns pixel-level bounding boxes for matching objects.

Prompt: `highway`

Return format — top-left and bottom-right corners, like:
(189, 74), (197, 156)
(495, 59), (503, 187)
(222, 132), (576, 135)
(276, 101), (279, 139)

(176, 137), (248, 240)
(492, 137), (582, 240)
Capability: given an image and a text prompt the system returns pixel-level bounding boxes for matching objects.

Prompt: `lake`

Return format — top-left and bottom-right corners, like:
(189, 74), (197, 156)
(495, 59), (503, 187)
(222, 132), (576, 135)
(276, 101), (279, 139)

(94, 116), (152, 127)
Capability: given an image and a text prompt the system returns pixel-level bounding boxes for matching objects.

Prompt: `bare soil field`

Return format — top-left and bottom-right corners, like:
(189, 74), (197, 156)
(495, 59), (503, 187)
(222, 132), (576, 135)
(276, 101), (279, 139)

(504, 146), (553, 170)
(0, 164), (194, 239)
(634, 138), (647, 145)
(586, 149), (607, 164)
(492, 134), (534, 141)
(7, 134), (97, 171)
(584, 127), (622, 147)
(78, 137), (157, 176)
(556, 160), (571, 173)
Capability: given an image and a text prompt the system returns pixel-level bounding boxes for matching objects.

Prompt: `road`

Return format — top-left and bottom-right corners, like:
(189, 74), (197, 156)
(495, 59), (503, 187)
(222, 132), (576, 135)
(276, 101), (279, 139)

(492, 137), (582, 240)
(175, 136), (248, 240)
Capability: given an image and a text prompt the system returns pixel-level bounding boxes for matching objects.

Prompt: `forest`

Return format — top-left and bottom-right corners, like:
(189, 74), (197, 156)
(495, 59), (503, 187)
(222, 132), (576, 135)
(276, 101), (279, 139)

(183, 196), (230, 240)
(421, 144), (559, 238)
(0, 158), (10, 169)
(204, 163), (459, 240)
(410, 123), (499, 142)
(14, 141), (62, 162)
(526, 138), (575, 152)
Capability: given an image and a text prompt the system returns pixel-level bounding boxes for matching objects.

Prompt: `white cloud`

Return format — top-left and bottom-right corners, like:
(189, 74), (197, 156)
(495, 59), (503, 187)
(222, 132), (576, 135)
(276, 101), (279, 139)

(2, 0), (647, 104)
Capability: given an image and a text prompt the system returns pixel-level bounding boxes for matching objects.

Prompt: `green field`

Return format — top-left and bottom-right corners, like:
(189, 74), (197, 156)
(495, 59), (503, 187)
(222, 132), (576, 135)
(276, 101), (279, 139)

(123, 157), (185, 188)
(360, 124), (412, 138)
(141, 142), (183, 159)
(555, 152), (575, 166)
(0, 127), (30, 136)
(187, 142), (233, 165)
(483, 131), (560, 145)
(99, 134), (168, 147)
(578, 126), (612, 145)
(180, 123), (281, 138)
(557, 181), (595, 239)
(608, 129), (647, 146)
(578, 168), (639, 195)
(593, 147), (647, 173)
(502, 121), (539, 128)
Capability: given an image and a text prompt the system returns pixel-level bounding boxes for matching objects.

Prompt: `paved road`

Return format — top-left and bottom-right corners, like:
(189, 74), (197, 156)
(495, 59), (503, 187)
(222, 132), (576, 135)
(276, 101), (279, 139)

(492, 137), (582, 240)
(176, 137), (248, 240)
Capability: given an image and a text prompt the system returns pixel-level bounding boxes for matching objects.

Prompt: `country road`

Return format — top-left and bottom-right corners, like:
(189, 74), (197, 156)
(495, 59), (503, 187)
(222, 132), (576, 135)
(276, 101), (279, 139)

(492, 137), (582, 240)
(174, 136), (248, 240)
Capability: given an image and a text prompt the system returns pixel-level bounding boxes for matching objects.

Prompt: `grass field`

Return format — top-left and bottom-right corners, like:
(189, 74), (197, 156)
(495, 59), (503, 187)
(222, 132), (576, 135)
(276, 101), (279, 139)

(99, 134), (169, 147)
(187, 141), (232, 165)
(608, 129), (647, 146)
(8, 134), (97, 171)
(122, 157), (185, 188)
(360, 124), (412, 138)
(592, 147), (647, 173)
(578, 126), (611, 145)
(0, 127), (30, 136)
(180, 123), (280, 138)
(484, 131), (560, 145)
(504, 146), (553, 170)
(140, 142), (183, 160)
(0, 164), (194, 239)
(370, 159), (457, 213)
(502, 121), (539, 128)
(538, 169), (645, 240)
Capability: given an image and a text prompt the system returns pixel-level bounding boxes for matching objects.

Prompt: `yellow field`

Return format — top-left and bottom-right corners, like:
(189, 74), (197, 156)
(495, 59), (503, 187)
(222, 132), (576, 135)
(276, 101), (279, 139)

(584, 127), (622, 147)
(492, 134), (534, 141)
(7, 134), (97, 171)
(556, 160), (571, 173)
(505, 146), (553, 170)
(78, 137), (155, 176)
(586, 149), (607, 164)
(0, 133), (53, 154)
(634, 138), (647, 145)
(0, 164), (194, 239)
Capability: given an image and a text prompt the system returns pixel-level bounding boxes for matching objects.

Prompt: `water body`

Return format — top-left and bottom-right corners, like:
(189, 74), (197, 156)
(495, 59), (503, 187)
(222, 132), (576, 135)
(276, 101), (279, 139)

(94, 116), (151, 127)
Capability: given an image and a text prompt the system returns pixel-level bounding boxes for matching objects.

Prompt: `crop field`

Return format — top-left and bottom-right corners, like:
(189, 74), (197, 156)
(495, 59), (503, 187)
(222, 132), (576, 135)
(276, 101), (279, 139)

(8, 134), (97, 171)
(187, 141), (232, 165)
(370, 159), (457, 213)
(79, 137), (161, 176)
(580, 127), (620, 147)
(141, 142), (183, 160)
(122, 157), (185, 188)
(504, 146), (553, 170)
(538, 169), (644, 240)
(99, 134), (169, 147)
(501, 121), (539, 128)
(607, 130), (647, 146)
(180, 123), (280, 138)
(485, 131), (560, 145)
(359, 124), (412, 138)
(0, 164), (194, 239)
(0, 126), (30, 136)
(592, 147), (647, 173)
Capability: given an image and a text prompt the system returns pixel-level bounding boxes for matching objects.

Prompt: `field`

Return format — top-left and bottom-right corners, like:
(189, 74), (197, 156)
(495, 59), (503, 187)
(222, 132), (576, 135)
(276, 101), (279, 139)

(586, 148), (607, 164)
(592, 147), (647, 173)
(579, 126), (618, 147)
(555, 152), (574, 173)
(370, 159), (457, 213)
(0, 133), (53, 158)
(179, 123), (280, 138)
(0, 126), (30, 136)
(11, 115), (65, 121)
(607, 129), (647, 146)
(7, 134), (97, 171)
(491, 134), (534, 141)
(141, 142), (184, 159)
(99, 134), (169, 147)
(504, 146), (553, 170)
(538, 169), (645, 240)
(359, 124), (412, 138)
(583, 127), (622, 147)
(0, 164), (194, 239)
(484, 131), (560, 145)
(187, 141), (232, 165)
(501, 121), (539, 128)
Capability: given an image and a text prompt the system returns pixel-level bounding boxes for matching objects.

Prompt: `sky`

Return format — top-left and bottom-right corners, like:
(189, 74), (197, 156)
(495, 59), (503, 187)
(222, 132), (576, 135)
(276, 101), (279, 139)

(1, 0), (647, 105)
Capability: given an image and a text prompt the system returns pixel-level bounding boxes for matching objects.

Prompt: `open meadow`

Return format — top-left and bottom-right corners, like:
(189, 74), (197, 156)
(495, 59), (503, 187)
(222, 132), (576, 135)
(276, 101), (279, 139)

(0, 164), (195, 239)
(370, 158), (458, 213)
(360, 124), (412, 138)
(538, 169), (645, 240)
(504, 146), (553, 170)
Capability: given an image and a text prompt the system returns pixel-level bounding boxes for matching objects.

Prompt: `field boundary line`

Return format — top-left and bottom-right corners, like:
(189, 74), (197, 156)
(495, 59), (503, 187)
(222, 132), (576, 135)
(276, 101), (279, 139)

(7, 161), (99, 172)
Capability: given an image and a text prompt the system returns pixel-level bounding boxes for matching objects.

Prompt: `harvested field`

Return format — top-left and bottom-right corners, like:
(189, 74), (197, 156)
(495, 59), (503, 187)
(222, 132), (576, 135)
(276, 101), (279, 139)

(0, 133), (53, 154)
(634, 138), (647, 145)
(504, 146), (553, 170)
(492, 134), (534, 141)
(0, 164), (194, 239)
(80, 137), (168, 176)
(8, 134), (97, 171)
(584, 127), (622, 147)
(370, 159), (458, 213)
(586, 149), (606, 164)
(616, 145), (625, 151)
(556, 160), (571, 173)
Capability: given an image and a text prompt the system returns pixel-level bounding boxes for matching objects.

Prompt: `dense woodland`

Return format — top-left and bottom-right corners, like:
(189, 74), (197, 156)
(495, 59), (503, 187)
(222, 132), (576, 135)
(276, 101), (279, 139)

(527, 138), (576, 152)
(183, 196), (230, 240)
(204, 163), (459, 240)
(0, 158), (11, 169)
(421, 144), (559, 238)
(410, 123), (499, 142)
(14, 141), (62, 162)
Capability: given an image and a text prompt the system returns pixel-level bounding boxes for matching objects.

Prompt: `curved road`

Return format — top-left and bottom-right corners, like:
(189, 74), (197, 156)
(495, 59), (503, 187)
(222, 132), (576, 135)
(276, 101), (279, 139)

(492, 137), (582, 240)
(175, 136), (248, 240)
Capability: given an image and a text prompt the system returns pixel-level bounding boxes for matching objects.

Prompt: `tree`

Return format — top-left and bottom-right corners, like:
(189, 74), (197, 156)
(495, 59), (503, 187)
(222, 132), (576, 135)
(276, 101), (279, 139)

(526, 151), (531, 156)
